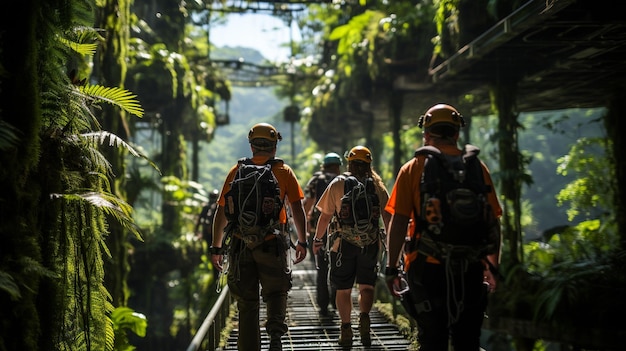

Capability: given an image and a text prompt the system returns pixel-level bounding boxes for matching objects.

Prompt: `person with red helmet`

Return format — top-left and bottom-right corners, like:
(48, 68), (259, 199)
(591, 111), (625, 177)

(210, 123), (308, 351)
(312, 146), (391, 347)
(384, 104), (503, 351)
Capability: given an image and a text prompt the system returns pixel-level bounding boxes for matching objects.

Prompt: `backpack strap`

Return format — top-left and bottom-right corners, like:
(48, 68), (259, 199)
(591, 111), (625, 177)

(414, 146), (442, 195)
(463, 144), (480, 159)
(269, 157), (284, 166)
(238, 157), (284, 167)
(343, 175), (359, 193)
(415, 144), (482, 184)
(461, 145), (491, 194)
(414, 145), (441, 158)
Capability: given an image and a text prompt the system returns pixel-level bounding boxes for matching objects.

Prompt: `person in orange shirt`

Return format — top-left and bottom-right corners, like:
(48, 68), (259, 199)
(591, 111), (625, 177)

(385, 104), (502, 351)
(210, 123), (308, 351)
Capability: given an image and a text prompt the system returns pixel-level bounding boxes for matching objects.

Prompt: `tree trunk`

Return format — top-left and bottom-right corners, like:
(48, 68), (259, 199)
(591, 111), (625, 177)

(605, 90), (626, 250)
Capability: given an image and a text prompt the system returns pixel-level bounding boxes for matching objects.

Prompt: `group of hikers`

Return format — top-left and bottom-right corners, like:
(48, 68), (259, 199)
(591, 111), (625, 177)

(195, 103), (503, 351)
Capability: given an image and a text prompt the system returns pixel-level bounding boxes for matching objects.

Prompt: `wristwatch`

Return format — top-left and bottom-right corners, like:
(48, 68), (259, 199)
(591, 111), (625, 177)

(297, 241), (308, 249)
(209, 246), (224, 255)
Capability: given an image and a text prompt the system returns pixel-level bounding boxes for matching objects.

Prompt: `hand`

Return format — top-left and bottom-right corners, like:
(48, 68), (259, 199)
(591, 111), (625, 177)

(312, 239), (324, 255)
(293, 243), (307, 264)
(211, 254), (223, 272)
(483, 268), (496, 293)
(384, 266), (404, 298)
(385, 275), (403, 298)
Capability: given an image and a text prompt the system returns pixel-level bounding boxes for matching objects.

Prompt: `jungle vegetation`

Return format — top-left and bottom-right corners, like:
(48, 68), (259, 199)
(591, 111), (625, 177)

(0, 1), (623, 351)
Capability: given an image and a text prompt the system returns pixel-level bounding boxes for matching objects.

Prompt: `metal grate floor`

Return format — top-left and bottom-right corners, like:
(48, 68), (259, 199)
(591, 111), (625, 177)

(217, 258), (412, 351)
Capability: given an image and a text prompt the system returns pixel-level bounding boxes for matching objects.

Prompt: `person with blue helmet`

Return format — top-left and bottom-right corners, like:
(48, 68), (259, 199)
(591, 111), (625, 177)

(302, 152), (343, 318)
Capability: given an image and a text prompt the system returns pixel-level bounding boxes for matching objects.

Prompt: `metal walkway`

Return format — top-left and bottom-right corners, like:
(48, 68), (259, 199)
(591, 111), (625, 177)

(217, 258), (413, 350)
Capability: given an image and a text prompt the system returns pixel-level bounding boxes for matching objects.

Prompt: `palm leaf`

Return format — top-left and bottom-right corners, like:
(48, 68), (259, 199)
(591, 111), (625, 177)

(80, 84), (144, 118)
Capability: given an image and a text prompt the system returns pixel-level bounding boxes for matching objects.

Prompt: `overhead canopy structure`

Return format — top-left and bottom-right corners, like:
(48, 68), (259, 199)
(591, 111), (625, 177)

(203, 0), (329, 14)
(422, 0), (626, 114)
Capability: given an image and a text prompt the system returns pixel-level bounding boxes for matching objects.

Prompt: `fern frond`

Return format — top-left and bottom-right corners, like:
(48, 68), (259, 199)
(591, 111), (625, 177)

(0, 120), (21, 150)
(50, 192), (143, 241)
(105, 316), (115, 351)
(58, 37), (98, 56)
(0, 271), (21, 300)
(80, 131), (161, 174)
(80, 84), (144, 118)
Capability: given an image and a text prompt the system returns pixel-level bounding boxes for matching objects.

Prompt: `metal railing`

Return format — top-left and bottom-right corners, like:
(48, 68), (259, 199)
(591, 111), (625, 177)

(186, 285), (233, 351)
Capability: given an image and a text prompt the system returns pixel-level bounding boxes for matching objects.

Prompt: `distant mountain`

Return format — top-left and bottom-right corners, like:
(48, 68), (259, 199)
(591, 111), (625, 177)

(197, 45), (299, 192)
(211, 46), (267, 65)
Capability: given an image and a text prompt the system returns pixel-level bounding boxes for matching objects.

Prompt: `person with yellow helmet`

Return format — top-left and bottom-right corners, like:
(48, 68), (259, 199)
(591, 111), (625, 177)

(210, 123), (308, 351)
(384, 103), (503, 351)
(312, 145), (391, 347)
(302, 152), (343, 318)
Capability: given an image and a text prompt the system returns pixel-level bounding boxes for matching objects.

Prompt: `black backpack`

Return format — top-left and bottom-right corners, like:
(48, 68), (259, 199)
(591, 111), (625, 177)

(308, 171), (337, 231)
(336, 175), (381, 247)
(224, 157), (283, 249)
(414, 144), (492, 257)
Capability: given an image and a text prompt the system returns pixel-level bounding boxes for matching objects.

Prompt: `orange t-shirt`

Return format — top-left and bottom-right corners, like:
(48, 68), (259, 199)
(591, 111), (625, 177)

(385, 144), (502, 219)
(385, 144), (502, 265)
(217, 155), (304, 224)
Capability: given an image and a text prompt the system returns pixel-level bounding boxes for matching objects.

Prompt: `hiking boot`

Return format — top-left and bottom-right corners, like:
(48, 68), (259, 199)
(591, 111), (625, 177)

(269, 334), (282, 351)
(338, 323), (353, 348)
(359, 312), (371, 347)
(319, 306), (330, 318)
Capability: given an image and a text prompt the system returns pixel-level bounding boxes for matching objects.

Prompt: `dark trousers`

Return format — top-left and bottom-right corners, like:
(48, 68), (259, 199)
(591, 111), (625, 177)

(227, 238), (292, 351)
(315, 248), (336, 311)
(408, 259), (487, 351)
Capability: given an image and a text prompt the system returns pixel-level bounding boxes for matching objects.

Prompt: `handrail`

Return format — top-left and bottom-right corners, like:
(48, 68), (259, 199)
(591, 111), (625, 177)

(186, 284), (232, 351)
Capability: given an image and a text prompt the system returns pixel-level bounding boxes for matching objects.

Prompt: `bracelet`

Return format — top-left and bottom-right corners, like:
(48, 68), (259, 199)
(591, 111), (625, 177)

(209, 246), (224, 255)
(384, 266), (399, 277)
(313, 237), (323, 243)
(297, 241), (308, 249)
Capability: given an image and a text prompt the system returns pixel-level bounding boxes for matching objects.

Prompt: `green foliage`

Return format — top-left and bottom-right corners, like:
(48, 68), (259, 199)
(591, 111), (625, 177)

(80, 85), (144, 118)
(81, 131), (160, 174)
(0, 271), (20, 300)
(51, 191), (143, 242)
(2, 3), (151, 350)
(556, 137), (614, 222)
(496, 129), (622, 331)
(111, 307), (147, 351)
(0, 120), (20, 150)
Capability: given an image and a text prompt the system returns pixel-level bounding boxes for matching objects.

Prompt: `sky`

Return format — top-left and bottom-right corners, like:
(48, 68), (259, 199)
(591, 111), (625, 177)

(209, 13), (300, 62)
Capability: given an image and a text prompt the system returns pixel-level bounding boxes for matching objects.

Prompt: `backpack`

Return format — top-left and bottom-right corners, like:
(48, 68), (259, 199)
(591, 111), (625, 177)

(336, 175), (381, 247)
(411, 144), (493, 260)
(223, 157), (284, 249)
(308, 171), (336, 232)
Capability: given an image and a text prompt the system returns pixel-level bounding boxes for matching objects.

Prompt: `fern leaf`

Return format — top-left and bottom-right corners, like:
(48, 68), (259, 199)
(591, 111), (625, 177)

(80, 84), (144, 118)
(0, 120), (21, 150)
(0, 271), (21, 300)
(81, 131), (161, 174)
(50, 192), (143, 241)
(57, 37), (99, 56)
